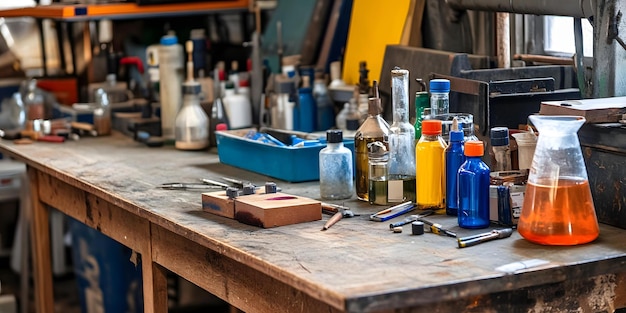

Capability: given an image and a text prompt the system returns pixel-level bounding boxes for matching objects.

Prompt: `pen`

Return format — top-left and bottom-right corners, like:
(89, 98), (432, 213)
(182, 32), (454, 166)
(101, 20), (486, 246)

(388, 210), (435, 229)
(417, 218), (457, 238)
(370, 201), (415, 222)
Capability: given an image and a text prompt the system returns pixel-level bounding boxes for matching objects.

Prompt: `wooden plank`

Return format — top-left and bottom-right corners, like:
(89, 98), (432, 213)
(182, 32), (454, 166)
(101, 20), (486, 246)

(540, 97), (626, 123)
(36, 170), (159, 313)
(37, 171), (149, 253)
(26, 167), (54, 313)
(151, 224), (342, 313)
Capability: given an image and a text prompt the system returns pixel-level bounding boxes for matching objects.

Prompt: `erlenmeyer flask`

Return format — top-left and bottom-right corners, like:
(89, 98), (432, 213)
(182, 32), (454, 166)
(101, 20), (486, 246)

(517, 115), (599, 245)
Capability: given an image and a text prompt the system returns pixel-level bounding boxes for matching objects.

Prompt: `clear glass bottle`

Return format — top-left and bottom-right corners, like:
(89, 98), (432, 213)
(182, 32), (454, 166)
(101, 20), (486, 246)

(458, 140), (490, 229)
(354, 81), (390, 201)
(518, 115), (599, 245)
(490, 127), (512, 171)
(93, 88), (111, 136)
(346, 86), (362, 131)
(368, 141), (389, 205)
(429, 79), (450, 116)
(415, 119), (447, 213)
(388, 68), (416, 203)
(319, 129), (353, 200)
(445, 118), (464, 216)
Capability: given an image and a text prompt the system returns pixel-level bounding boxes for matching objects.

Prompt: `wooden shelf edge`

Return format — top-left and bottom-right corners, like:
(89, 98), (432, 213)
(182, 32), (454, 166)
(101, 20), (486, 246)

(0, 0), (249, 20)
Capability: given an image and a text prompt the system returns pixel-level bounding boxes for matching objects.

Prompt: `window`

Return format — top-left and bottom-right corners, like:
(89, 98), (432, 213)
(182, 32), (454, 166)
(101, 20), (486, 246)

(543, 16), (593, 57)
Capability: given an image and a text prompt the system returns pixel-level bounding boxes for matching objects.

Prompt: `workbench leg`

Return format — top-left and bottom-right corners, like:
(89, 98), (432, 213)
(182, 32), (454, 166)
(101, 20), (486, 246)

(27, 167), (54, 313)
(143, 252), (168, 313)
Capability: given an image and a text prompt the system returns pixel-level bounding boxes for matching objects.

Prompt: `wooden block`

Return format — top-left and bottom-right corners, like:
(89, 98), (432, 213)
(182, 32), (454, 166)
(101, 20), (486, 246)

(234, 192), (321, 228)
(202, 188), (270, 219)
(202, 191), (236, 219)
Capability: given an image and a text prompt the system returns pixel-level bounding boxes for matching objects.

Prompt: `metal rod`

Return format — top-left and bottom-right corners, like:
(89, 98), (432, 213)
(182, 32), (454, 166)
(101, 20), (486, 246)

(446, 0), (595, 18)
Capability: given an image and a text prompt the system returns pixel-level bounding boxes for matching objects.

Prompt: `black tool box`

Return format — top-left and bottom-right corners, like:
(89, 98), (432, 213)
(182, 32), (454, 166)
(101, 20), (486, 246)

(578, 123), (626, 229)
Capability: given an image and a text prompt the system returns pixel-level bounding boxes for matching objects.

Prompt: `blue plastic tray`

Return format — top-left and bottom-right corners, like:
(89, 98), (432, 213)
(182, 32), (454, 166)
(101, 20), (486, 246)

(216, 130), (355, 182)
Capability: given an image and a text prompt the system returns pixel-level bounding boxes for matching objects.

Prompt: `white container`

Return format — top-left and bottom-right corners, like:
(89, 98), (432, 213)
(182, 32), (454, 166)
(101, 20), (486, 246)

(158, 35), (184, 140)
(512, 131), (538, 170)
(222, 83), (252, 129)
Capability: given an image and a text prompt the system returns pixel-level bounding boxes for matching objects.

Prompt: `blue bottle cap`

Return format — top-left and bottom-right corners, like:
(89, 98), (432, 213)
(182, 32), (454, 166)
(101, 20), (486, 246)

(160, 35), (178, 45)
(449, 130), (464, 142)
(490, 127), (509, 146)
(430, 79), (450, 93)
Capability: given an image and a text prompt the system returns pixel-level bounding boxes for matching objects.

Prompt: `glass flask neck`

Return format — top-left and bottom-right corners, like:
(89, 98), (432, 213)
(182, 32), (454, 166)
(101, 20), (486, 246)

(391, 69), (410, 123)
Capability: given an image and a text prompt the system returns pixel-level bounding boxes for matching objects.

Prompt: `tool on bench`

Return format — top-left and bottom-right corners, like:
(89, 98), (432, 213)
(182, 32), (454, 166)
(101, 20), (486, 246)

(158, 183), (224, 190)
(457, 228), (513, 248)
(369, 201), (415, 222)
(388, 210), (435, 229)
(417, 218), (457, 238)
(321, 203), (358, 231)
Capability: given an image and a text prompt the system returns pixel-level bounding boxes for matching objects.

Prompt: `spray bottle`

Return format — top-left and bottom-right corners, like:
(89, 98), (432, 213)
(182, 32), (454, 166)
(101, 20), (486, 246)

(174, 40), (210, 150)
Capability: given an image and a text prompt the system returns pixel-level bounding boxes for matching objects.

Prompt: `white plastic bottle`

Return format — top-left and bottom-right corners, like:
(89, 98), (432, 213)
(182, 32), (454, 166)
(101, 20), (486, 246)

(158, 34), (184, 141)
(222, 82), (252, 129)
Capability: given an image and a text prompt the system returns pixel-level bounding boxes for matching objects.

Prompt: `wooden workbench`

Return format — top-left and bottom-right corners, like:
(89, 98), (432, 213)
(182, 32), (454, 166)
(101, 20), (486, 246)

(2, 133), (626, 313)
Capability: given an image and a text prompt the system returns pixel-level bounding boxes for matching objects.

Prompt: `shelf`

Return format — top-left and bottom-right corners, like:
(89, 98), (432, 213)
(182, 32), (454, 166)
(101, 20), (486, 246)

(0, 0), (249, 20)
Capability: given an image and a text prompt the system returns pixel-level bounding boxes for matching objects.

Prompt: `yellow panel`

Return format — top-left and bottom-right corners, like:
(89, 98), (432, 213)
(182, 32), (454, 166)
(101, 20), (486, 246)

(342, 0), (412, 85)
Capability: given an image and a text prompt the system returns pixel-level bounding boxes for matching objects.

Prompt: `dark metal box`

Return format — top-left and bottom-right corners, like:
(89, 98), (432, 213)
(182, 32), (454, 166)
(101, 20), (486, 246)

(578, 123), (626, 228)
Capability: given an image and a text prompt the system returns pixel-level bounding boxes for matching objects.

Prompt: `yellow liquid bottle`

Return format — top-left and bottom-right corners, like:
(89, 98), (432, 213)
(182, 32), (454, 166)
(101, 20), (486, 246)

(415, 120), (447, 213)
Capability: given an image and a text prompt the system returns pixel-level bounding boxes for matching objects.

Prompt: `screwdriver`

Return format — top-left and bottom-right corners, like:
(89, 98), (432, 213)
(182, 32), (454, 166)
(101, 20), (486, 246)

(457, 228), (513, 248)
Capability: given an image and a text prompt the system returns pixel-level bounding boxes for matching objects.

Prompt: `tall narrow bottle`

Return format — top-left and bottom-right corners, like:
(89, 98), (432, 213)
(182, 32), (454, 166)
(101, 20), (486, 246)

(415, 119), (447, 213)
(445, 118), (464, 216)
(388, 68), (416, 203)
(354, 81), (390, 201)
(458, 140), (490, 229)
(414, 79), (429, 140)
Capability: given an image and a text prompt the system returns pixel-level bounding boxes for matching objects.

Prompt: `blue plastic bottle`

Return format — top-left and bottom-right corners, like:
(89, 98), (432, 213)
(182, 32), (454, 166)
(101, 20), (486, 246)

(445, 128), (465, 216)
(295, 76), (317, 132)
(458, 140), (490, 229)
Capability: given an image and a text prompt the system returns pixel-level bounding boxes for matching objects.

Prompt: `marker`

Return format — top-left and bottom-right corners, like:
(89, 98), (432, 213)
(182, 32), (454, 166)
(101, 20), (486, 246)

(369, 201), (415, 222)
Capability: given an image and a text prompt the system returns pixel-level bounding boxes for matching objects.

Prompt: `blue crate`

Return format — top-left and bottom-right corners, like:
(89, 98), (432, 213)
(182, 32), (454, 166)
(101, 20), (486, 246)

(216, 130), (355, 183)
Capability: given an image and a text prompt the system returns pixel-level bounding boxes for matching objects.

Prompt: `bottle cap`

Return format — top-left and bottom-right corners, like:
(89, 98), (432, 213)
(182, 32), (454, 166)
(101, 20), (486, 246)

(421, 119), (442, 135)
(449, 130), (464, 142)
(429, 79), (450, 93)
(490, 127), (510, 146)
(160, 35), (178, 46)
(326, 129), (343, 143)
(464, 140), (484, 157)
(216, 123), (228, 131)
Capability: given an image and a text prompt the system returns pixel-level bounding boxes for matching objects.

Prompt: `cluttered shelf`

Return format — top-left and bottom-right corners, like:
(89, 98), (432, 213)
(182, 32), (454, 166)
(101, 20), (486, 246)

(1, 133), (626, 312)
(0, 0), (249, 20)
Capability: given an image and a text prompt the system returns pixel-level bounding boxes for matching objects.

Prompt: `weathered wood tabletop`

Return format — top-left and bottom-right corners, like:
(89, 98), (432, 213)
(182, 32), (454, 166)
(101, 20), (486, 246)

(2, 133), (626, 312)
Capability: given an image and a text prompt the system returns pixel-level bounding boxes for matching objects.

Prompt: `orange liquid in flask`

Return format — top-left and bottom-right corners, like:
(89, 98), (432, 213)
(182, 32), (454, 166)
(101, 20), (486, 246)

(518, 178), (599, 245)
